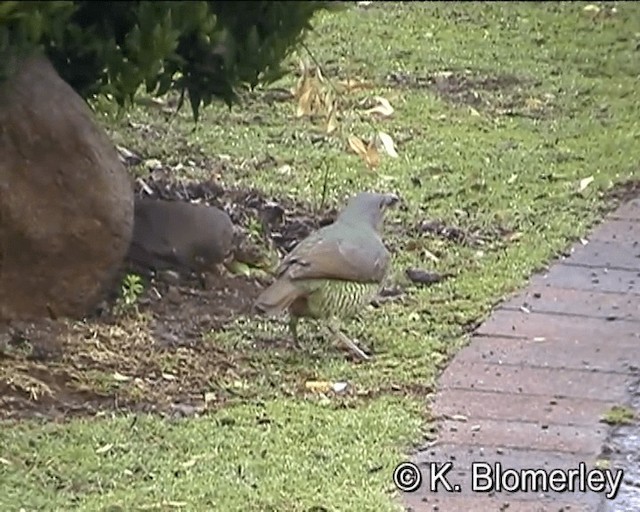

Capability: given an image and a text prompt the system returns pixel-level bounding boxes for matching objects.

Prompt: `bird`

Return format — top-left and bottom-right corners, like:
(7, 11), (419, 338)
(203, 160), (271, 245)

(253, 191), (399, 360)
(126, 198), (235, 277)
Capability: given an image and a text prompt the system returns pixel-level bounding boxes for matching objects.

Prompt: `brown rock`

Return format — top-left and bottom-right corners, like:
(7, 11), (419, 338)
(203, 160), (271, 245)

(0, 54), (134, 322)
(126, 198), (235, 276)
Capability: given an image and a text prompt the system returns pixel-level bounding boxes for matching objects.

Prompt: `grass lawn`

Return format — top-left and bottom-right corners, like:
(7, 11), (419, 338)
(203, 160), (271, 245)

(2, 2), (639, 511)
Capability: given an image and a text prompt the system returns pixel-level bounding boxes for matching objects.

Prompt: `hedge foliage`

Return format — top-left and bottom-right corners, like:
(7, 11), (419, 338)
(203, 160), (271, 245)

(0, 1), (337, 119)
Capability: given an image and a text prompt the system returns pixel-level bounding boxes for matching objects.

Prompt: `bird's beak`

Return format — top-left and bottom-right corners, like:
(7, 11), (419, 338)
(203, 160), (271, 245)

(383, 193), (400, 208)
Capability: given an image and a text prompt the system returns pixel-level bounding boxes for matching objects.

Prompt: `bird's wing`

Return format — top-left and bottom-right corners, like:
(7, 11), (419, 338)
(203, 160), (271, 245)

(276, 232), (389, 283)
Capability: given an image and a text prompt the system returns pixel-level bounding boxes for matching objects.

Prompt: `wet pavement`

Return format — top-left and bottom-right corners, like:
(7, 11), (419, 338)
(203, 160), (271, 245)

(401, 197), (640, 512)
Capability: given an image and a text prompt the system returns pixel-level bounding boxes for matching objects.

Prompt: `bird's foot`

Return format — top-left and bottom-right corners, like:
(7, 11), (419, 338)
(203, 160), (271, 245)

(327, 325), (372, 361)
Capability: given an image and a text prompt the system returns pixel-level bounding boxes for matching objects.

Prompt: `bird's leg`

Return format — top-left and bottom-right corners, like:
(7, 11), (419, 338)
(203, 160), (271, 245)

(288, 315), (302, 349)
(326, 322), (371, 361)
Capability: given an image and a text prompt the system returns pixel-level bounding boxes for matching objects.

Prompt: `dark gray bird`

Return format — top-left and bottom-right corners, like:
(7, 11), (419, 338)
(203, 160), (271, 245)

(254, 192), (399, 360)
(126, 198), (235, 277)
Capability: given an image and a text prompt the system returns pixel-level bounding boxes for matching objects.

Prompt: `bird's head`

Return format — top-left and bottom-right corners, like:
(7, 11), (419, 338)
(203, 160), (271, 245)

(337, 192), (400, 232)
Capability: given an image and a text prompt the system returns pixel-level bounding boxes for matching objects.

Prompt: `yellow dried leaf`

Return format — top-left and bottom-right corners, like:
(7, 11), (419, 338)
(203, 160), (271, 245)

(315, 66), (326, 84)
(181, 458), (198, 469)
(296, 87), (314, 117)
(325, 106), (338, 135)
(365, 139), (380, 168)
(377, 131), (398, 158)
(291, 74), (305, 98)
(298, 58), (309, 76)
(95, 443), (113, 455)
(305, 381), (332, 393)
(338, 78), (371, 93)
(366, 96), (395, 117)
(322, 90), (334, 112)
(113, 372), (131, 382)
(347, 134), (368, 157)
(525, 97), (544, 110)
(423, 249), (439, 263)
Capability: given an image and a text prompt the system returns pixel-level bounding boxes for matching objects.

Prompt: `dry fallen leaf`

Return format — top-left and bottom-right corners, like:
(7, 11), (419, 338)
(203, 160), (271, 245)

(377, 131), (398, 158)
(579, 176), (594, 191)
(422, 249), (439, 263)
(337, 78), (371, 93)
(305, 381), (348, 393)
(296, 86), (314, 117)
(112, 372), (131, 382)
(348, 135), (379, 168)
(347, 134), (368, 157)
(305, 381), (332, 393)
(322, 89), (334, 112)
(181, 458), (199, 469)
(365, 138), (380, 168)
(95, 443), (114, 455)
(525, 97), (545, 110)
(366, 96), (395, 117)
(325, 105), (338, 134)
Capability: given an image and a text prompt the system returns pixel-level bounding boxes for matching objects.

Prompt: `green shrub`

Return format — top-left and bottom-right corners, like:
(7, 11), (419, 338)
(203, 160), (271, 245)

(0, 1), (337, 119)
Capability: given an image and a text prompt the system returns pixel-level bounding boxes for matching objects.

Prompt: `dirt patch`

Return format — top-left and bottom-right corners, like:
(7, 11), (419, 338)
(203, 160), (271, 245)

(602, 178), (640, 207)
(387, 69), (554, 118)
(413, 218), (519, 249)
(0, 165), (492, 421)
(0, 167), (345, 421)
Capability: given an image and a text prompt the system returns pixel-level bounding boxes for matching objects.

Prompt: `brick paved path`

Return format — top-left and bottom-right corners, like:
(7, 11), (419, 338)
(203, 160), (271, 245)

(402, 198), (640, 512)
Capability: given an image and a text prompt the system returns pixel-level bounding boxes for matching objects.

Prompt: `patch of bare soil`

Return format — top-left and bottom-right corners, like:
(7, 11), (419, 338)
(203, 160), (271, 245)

(387, 68), (554, 118)
(602, 178), (640, 207)
(0, 166), (498, 421)
(0, 170), (340, 421)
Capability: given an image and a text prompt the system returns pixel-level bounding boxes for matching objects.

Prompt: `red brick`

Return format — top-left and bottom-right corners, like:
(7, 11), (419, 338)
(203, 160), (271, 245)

(401, 204), (640, 512)
(436, 418), (606, 454)
(439, 360), (630, 402)
(562, 240), (640, 271)
(455, 335), (637, 373)
(499, 287), (640, 321)
(530, 264), (640, 295)
(588, 219), (640, 244)
(412, 443), (599, 472)
(403, 494), (594, 512)
(476, 309), (638, 343)
(432, 388), (616, 427)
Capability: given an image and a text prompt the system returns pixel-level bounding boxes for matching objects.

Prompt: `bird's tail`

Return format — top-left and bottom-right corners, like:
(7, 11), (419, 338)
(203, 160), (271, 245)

(253, 278), (302, 316)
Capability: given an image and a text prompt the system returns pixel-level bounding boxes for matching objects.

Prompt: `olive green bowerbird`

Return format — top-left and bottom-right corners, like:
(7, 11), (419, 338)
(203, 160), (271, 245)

(254, 192), (399, 360)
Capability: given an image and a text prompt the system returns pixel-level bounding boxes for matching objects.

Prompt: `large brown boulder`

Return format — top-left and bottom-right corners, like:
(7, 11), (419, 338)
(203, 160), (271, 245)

(0, 54), (134, 321)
